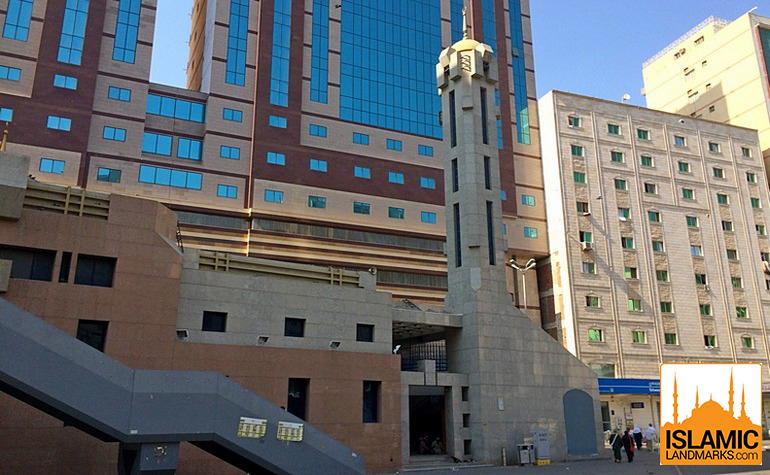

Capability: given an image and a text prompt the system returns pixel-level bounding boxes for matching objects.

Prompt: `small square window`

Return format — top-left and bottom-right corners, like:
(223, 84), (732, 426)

(660, 301), (673, 313)
(353, 201), (370, 215)
(202, 311), (227, 332)
(588, 328), (603, 341)
(652, 241), (665, 252)
(579, 231), (592, 243)
(420, 177), (436, 189)
(624, 266), (638, 279)
(97, 167), (121, 183)
(310, 158), (327, 172)
(627, 299), (642, 312)
(664, 333), (678, 345)
(699, 304), (711, 316)
(656, 270), (669, 281)
(691, 245), (703, 256)
(742, 336), (754, 349)
(582, 262), (596, 274)
(268, 115), (287, 128)
(644, 183), (657, 194)
(577, 202), (590, 213)
(388, 172), (404, 184)
(736, 307), (748, 319)
(618, 207), (630, 219)
(607, 124), (620, 135)
(386, 138), (402, 151)
(107, 86), (131, 102)
(632, 330), (646, 343)
(388, 207), (404, 219)
(751, 198), (761, 208)
(712, 167), (724, 178)
(353, 132), (369, 145)
(421, 211), (437, 223)
(521, 195), (535, 206)
(39, 158), (65, 174)
(264, 189), (284, 203)
(731, 277), (743, 288)
(708, 142), (720, 153)
(309, 124), (328, 137)
(757, 224), (766, 236)
(682, 188), (694, 200)
(0, 65), (21, 81)
(223, 108), (243, 122)
(640, 155), (653, 167)
(76, 320), (109, 352)
(722, 220), (733, 232)
(585, 296), (600, 307)
(524, 227), (538, 238)
(354, 166), (371, 179)
(614, 179), (627, 191)
(695, 274), (707, 285)
(716, 193), (729, 205)
(216, 184), (238, 199)
(678, 161), (690, 173)
(284, 318), (305, 337)
(637, 129), (650, 140)
(747, 172), (757, 183)
(568, 116), (581, 127)
(571, 145), (584, 157)
(418, 144), (434, 156)
(704, 335), (716, 347)
(741, 147), (752, 158)
(674, 135), (686, 147)
(267, 151), (286, 165)
(356, 324), (374, 342)
(648, 211), (661, 222)
(610, 151), (624, 163)
(308, 195), (326, 209)
(621, 237), (634, 249)
(573, 172), (586, 184)
(726, 249), (738, 260)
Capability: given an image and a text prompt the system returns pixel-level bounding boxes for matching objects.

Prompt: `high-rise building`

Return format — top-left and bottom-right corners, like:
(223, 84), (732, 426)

(539, 90), (770, 434)
(0, 0), (548, 316)
(642, 12), (770, 180)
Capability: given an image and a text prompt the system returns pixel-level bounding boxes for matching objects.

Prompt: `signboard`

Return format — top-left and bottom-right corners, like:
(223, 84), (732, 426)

(277, 421), (304, 442)
(631, 402), (645, 409)
(598, 378), (660, 395)
(237, 417), (267, 439)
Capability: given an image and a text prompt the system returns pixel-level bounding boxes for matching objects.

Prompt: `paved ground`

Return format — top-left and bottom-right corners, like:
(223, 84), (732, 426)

(388, 449), (770, 475)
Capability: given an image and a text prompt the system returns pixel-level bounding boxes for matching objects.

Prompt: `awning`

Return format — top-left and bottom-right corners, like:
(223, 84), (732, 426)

(598, 378), (660, 395)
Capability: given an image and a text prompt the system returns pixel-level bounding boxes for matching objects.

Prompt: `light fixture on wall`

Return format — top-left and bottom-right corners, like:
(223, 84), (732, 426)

(330, 341), (341, 349)
(393, 345), (401, 354)
(176, 329), (189, 342)
(257, 335), (269, 345)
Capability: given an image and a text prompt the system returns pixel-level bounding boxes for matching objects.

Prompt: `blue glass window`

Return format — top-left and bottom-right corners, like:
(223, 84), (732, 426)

(388, 172), (404, 184)
(269, 115), (286, 128)
(142, 132), (172, 155)
(421, 211), (436, 224)
(340, 0), (442, 138)
(509, 0), (530, 144)
(353, 202), (370, 215)
(220, 145), (240, 160)
(386, 139), (402, 151)
(223, 108), (243, 122)
(53, 74), (77, 89)
(418, 144), (433, 157)
(226, 0), (249, 85)
(0, 108), (12, 122)
(450, 0), (464, 43)
(97, 167), (121, 182)
(46, 115), (71, 131)
(57, 0), (90, 65)
(267, 151), (285, 165)
(524, 227), (538, 238)
(146, 94), (205, 122)
(217, 184), (238, 199)
(3, 0), (33, 41)
(309, 158), (327, 172)
(177, 138), (203, 160)
(388, 207), (404, 219)
(102, 126), (126, 142)
(495, 89), (503, 149)
(0, 65), (21, 81)
(353, 132), (369, 145)
(308, 195), (326, 208)
(521, 194), (535, 206)
(481, 0), (497, 54)
(310, 0), (328, 103)
(309, 124), (327, 137)
(138, 165), (202, 190)
(265, 189), (284, 203)
(354, 166), (370, 179)
(500, 190), (507, 200)
(269, 0), (291, 105)
(420, 177), (435, 189)
(39, 158), (64, 174)
(108, 86), (131, 101)
(113, 0), (141, 63)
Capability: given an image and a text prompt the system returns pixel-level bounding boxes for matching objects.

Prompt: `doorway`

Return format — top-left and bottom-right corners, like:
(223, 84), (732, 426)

(409, 391), (446, 455)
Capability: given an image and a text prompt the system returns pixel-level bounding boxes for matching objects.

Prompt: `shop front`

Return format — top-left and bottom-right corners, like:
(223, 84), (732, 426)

(598, 378), (660, 436)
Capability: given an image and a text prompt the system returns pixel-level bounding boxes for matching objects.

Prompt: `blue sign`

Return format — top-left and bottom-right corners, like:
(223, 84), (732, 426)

(598, 378), (660, 395)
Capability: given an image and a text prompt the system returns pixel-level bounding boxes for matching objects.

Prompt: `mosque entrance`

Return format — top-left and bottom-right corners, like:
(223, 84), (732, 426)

(409, 387), (447, 456)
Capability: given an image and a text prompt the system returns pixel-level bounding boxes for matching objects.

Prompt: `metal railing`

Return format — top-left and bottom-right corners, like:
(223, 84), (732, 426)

(23, 182), (110, 219)
(643, 16), (729, 67)
(400, 340), (448, 372)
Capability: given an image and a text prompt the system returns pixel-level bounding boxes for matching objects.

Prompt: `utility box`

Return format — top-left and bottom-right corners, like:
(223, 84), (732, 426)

(516, 444), (534, 465)
(533, 428), (550, 465)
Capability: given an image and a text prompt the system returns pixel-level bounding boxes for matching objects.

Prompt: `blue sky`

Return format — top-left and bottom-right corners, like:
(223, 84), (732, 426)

(150, 1), (765, 107)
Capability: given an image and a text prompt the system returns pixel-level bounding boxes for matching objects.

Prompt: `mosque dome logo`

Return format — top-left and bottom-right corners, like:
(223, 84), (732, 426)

(660, 364), (762, 465)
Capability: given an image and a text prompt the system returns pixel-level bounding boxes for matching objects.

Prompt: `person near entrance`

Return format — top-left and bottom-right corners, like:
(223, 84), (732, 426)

(632, 424), (643, 450)
(622, 429), (635, 463)
(644, 423), (658, 451)
(431, 437), (443, 454)
(609, 429), (623, 463)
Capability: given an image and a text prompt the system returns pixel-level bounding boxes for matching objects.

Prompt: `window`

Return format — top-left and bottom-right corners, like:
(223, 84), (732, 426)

(267, 151), (286, 165)
(678, 161), (690, 173)
(674, 135), (686, 147)
(731, 277), (743, 289)
(621, 237), (634, 249)
(757, 224), (766, 236)
(76, 320), (108, 352)
(690, 245), (703, 256)
(356, 324), (374, 342)
(308, 196), (326, 209)
(686, 216), (699, 227)
(287, 378), (309, 420)
(268, 115), (287, 128)
(637, 129), (650, 140)
(309, 124), (327, 137)
(219, 145), (240, 160)
(53, 74), (78, 90)
(362, 381), (380, 423)
(420, 177), (436, 189)
(656, 270), (669, 282)
(146, 94), (206, 122)
(74, 255), (116, 287)
(0, 245), (55, 281)
(57, 0), (90, 64)
(699, 304), (711, 316)
(309, 158), (327, 172)
(113, 0), (141, 63)
(177, 138), (202, 160)
(607, 124), (620, 135)
(632, 330), (646, 343)
(627, 299), (642, 312)
(704, 335), (716, 347)
(353, 132), (369, 145)
(762, 252), (770, 262)
(582, 262), (596, 274)
(568, 116), (581, 127)
(614, 179), (627, 191)
(712, 167), (724, 179)
(524, 227), (538, 238)
(224, 0), (249, 82)
(660, 301), (673, 313)
(571, 144), (584, 157)
(108, 86), (131, 102)
(579, 231), (592, 243)
(521, 195), (535, 206)
(217, 184), (237, 199)
(388, 207), (404, 219)
(751, 198), (761, 208)
(695, 274), (707, 285)
(586, 296), (600, 307)
(664, 333), (678, 345)
(264, 189), (284, 203)
(726, 249), (738, 260)
(268, 0), (290, 100)
(353, 201), (370, 215)
(708, 142), (720, 153)
(741, 147), (752, 158)
(421, 211), (437, 224)
(736, 307), (748, 319)
(618, 207), (630, 219)
(747, 172), (757, 183)
(142, 132), (172, 156)
(648, 211), (661, 222)
(574, 172), (586, 184)
(223, 108), (243, 122)
(0, 107), (12, 122)
(722, 221), (733, 232)
(716, 193), (729, 205)
(610, 151), (624, 163)
(644, 183), (657, 194)
(202, 311), (227, 332)
(284, 318), (305, 337)
(418, 144), (434, 156)
(386, 138), (402, 151)
(39, 158), (65, 174)
(138, 165), (202, 190)
(388, 172), (404, 184)
(0, 65), (21, 81)
(682, 188), (694, 200)
(640, 155), (654, 167)
(589, 363), (615, 378)
(624, 267), (638, 279)
(354, 166), (371, 179)
(97, 167), (121, 183)
(742, 336), (754, 349)
(102, 126), (126, 142)
(46, 116), (72, 131)
(3, 0), (33, 41)
(652, 241), (665, 252)
(500, 190), (507, 200)
(588, 328), (603, 341)
(577, 202), (589, 214)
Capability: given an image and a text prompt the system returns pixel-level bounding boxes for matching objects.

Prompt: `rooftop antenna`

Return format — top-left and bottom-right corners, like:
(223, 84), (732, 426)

(462, 6), (470, 40)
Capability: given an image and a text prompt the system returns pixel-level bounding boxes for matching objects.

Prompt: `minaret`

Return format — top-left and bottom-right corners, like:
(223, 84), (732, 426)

(740, 385), (746, 419)
(729, 369), (734, 416)
(673, 374), (679, 424)
(695, 386), (699, 409)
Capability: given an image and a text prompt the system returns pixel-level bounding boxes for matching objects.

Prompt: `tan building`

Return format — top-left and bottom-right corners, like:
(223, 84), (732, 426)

(539, 90), (770, 434)
(642, 12), (770, 180)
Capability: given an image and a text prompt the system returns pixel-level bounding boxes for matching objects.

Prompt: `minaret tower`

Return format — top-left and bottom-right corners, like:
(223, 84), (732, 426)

(673, 374), (679, 424)
(729, 369), (735, 416)
(741, 385), (747, 419)
(695, 386), (699, 409)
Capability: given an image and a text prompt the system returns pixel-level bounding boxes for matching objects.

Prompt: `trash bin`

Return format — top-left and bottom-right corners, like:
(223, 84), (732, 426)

(516, 444), (534, 465)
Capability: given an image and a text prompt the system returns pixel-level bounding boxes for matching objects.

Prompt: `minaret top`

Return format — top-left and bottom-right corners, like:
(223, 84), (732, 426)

(444, 5), (485, 54)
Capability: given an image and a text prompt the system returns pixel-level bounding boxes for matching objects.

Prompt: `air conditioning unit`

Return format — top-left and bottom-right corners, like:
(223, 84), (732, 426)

(619, 216), (627, 222)
(581, 212), (591, 217)
(176, 329), (189, 342)
(762, 260), (770, 275)
(581, 242), (593, 251)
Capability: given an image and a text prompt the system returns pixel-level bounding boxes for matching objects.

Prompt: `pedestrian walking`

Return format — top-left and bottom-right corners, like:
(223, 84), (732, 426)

(609, 429), (622, 463)
(622, 429), (635, 463)
(644, 423), (658, 451)
(632, 424), (643, 450)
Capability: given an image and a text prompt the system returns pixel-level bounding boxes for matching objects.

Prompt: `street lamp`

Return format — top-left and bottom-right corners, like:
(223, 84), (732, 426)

(509, 258), (536, 316)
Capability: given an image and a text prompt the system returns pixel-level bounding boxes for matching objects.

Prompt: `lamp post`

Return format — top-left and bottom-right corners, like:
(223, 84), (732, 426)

(509, 258), (536, 316)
